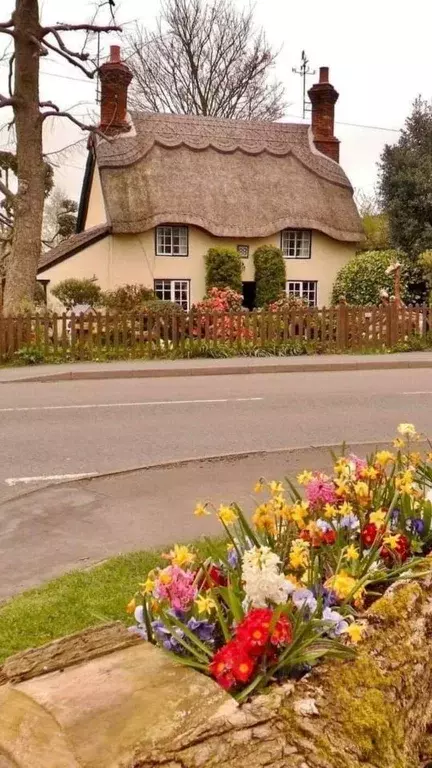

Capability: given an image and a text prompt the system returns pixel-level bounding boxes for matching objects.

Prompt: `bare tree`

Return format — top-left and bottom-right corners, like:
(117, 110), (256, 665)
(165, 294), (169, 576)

(128, 0), (285, 121)
(43, 187), (78, 248)
(0, 0), (120, 314)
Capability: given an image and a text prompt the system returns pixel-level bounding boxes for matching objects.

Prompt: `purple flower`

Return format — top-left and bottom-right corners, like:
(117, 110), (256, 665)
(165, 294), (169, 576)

(390, 508), (400, 525)
(187, 618), (215, 643)
(292, 588), (317, 613)
(406, 518), (425, 535)
(338, 513), (360, 531)
(323, 607), (349, 636)
(128, 625), (147, 640)
(227, 547), (239, 568)
(316, 519), (332, 533)
(151, 620), (185, 653)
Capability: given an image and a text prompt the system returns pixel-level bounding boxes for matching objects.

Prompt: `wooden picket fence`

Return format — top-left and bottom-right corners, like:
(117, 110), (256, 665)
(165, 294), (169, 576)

(0, 303), (431, 363)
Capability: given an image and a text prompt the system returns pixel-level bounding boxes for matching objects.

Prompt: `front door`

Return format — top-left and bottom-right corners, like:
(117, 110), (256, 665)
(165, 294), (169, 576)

(242, 282), (256, 311)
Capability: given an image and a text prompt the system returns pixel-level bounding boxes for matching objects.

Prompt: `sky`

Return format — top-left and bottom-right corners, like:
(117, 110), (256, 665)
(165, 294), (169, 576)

(1, 0), (432, 205)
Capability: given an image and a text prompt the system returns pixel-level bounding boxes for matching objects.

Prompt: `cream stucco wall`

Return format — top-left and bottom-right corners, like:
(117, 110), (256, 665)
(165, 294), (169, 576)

(85, 167), (107, 229)
(39, 227), (355, 309)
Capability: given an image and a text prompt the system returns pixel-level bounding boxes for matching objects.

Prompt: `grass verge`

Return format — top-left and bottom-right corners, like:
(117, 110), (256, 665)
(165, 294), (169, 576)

(0, 540), (220, 663)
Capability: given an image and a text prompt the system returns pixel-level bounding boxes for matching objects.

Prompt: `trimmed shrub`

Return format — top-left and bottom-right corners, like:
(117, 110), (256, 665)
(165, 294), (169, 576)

(51, 278), (102, 310)
(205, 247), (243, 293)
(331, 250), (426, 305)
(102, 284), (154, 311)
(419, 250), (432, 304)
(253, 245), (286, 307)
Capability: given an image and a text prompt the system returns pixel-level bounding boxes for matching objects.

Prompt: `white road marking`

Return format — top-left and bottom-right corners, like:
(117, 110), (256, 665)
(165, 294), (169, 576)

(5, 472), (97, 487)
(0, 397), (263, 413)
(402, 391), (432, 395)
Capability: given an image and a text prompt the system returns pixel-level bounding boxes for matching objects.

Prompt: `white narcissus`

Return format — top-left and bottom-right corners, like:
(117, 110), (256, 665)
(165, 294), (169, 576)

(242, 546), (294, 608)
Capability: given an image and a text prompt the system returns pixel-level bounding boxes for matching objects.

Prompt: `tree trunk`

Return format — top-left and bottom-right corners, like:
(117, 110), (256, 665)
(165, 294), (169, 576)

(3, 0), (45, 315)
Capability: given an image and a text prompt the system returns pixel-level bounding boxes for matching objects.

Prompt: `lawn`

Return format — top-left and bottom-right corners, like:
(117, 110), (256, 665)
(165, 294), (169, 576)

(0, 540), (221, 663)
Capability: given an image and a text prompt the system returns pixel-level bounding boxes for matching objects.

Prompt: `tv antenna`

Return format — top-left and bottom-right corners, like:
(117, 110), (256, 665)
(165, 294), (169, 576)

(292, 51), (316, 119)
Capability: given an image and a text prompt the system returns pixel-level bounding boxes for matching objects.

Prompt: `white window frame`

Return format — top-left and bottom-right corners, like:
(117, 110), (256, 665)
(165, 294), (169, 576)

(156, 226), (188, 256)
(286, 280), (317, 307)
(281, 230), (311, 259)
(154, 279), (190, 310)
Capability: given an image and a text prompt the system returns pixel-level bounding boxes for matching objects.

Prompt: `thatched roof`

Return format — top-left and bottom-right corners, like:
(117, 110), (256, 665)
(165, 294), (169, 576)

(95, 112), (362, 243)
(38, 225), (111, 273)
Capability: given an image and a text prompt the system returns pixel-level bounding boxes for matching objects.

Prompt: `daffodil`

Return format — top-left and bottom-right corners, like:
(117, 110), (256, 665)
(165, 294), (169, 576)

(254, 480), (265, 493)
(291, 501), (310, 528)
(194, 502), (210, 517)
(324, 503), (338, 519)
(325, 571), (363, 601)
(396, 470), (414, 495)
(370, 508), (386, 526)
(269, 480), (284, 495)
(397, 423), (417, 438)
(218, 505), (239, 526)
(375, 450), (395, 467)
(166, 544), (196, 568)
(195, 594), (217, 615)
(354, 481), (370, 503)
(361, 466), (379, 481)
(126, 597), (137, 614)
(345, 544), (359, 561)
(289, 539), (310, 570)
(383, 533), (401, 550)
(297, 470), (314, 486)
(344, 623), (365, 644)
(338, 501), (354, 516)
(252, 504), (276, 535)
(393, 437), (405, 449)
(140, 577), (155, 595)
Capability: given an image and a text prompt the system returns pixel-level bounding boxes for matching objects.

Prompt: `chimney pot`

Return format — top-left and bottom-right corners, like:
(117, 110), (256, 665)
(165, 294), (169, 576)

(110, 45), (121, 63)
(308, 66), (340, 163)
(319, 66), (329, 84)
(99, 45), (133, 137)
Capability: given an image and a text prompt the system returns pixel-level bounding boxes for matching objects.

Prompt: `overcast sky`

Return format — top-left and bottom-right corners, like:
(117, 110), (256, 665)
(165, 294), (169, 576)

(1, 0), (432, 204)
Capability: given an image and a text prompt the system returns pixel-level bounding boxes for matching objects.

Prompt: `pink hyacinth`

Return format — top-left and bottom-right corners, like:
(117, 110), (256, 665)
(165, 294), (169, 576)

(306, 473), (337, 508)
(154, 565), (197, 612)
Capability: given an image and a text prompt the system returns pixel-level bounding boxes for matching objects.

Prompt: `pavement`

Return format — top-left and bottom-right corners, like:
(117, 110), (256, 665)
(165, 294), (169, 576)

(0, 443), (394, 600)
(1, 363), (432, 598)
(2, 350), (432, 383)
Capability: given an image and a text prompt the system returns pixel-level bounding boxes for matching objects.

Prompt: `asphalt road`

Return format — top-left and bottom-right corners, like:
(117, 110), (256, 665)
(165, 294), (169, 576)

(1, 367), (432, 499)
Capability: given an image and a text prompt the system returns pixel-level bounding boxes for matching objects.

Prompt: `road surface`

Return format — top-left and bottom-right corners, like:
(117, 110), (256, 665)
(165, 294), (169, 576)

(1, 367), (432, 497)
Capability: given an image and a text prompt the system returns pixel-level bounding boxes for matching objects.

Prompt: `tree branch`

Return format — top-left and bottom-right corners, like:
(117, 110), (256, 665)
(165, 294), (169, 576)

(0, 19), (14, 29)
(0, 179), (15, 201)
(41, 39), (96, 78)
(8, 54), (14, 98)
(29, 35), (48, 56)
(42, 23), (121, 34)
(39, 101), (60, 112)
(44, 29), (90, 62)
(41, 111), (110, 141)
(0, 94), (15, 108)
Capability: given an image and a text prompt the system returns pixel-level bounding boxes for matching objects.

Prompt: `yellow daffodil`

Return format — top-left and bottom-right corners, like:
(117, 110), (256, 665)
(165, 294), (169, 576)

(195, 594), (217, 615)
(126, 597), (137, 614)
(344, 623), (365, 644)
(345, 544), (359, 561)
(383, 533), (401, 550)
(324, 503), (338, 519)
(297, 470), (314, 486)
(397, 423), (417, 438)
(334, 457), (349, 475)
(325, 571), (363, 601)
(254, 479), (265, 493)
(159, 571), (172, 586)
(252, 504), (276, 535)
(375, 450), (395, 467)
(166, 544), (196, 568)
(140, 577), (155, 595)
(361, 466), (379, 481)
(291, 500), (310, 529)
(354, 481), (370, 504)
(407, 452), (422, 468)
(218, 505), (239, 526)
(396, 470), (414, 495)
(269, 480), (284, 495)
(289, 539), (310, 570)
(393, 437), (405, 449)
(370, 508), (387, 526)
(334, 478), (349, 497)
(338, 501), (354, 516)
(194, 502), (210, 517)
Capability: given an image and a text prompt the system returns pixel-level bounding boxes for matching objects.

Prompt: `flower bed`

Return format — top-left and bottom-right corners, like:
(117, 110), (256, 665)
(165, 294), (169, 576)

(127, 423), (432, 701)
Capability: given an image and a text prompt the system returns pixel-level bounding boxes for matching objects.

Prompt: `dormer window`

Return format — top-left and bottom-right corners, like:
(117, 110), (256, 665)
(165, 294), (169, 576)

(281, 230), (311, 259)
(156, 226), (188, 256)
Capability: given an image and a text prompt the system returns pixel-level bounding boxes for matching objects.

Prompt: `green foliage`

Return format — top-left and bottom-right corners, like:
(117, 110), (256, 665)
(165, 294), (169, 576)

(56, 198), (78, 240)
(379, 98), (432, 257)
(204, 247), (243, 293)
(51, 278), (102, 310)
(419, 250), (432, 305)
(253, 245), (286, 307)
(331, 250), (425, 305)
(359, 213), (390, 252)
(14, 345), (45, 366)
(101, 284), (154, 311)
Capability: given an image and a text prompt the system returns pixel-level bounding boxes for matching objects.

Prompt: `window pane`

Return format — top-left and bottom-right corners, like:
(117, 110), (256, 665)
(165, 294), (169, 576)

(282, 230), (310, 258)
(286, 281), (316, 307)
(156, 226), (188, 256)
(155, 280), (189, 309)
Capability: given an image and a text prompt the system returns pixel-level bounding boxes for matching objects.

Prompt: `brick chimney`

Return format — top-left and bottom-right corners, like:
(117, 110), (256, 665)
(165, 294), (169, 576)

(308, 67), (340, 162)
(99, 45), (133, 136)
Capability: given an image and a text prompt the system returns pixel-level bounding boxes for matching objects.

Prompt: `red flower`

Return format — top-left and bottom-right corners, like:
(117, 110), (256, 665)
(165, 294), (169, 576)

(235, 608), (293, 656)
(322, 530), (336, 546)
(361, 523), (383, 548)
(380, 534), (410, 564)
(209, 641), (255, 690)
(198, 564), (228, 590)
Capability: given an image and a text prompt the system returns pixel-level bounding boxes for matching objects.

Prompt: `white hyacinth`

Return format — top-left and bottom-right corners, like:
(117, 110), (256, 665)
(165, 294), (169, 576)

(242, 546), (294, 608)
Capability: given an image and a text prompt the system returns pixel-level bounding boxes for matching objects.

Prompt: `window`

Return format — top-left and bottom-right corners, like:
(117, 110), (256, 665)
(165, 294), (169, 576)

(281, 230), (311, 259)
(286, 281), (317, 307)
(156, 226), (188, 256)
(154, 279), (190, 310)
(237, 245), (249, 259)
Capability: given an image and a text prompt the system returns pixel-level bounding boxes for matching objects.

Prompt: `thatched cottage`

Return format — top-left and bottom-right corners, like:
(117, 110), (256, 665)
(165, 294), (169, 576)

(38, 47), (363, 309)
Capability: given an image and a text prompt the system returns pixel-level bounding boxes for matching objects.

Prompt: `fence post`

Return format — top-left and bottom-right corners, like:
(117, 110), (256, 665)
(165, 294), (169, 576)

(388, 298), (398, 347)
(337, 297), (348, 350)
